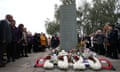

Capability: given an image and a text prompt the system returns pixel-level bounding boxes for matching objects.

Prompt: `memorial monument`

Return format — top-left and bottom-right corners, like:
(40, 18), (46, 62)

(60, 0), (77, 51)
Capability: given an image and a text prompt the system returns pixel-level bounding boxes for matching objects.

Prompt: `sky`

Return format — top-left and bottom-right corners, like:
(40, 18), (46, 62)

(0, 0), (92, 35)
(0, 0), (61, 34)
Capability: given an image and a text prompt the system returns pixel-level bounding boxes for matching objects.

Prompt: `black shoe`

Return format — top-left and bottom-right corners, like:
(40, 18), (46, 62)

(1, 58), (6, 61)
(106, 55), (112, 58)
(113, 57), (119, 59)
(7, 60), (10, 63)
(111, 57), (119, 59)
(12, 59), (15, 62)
(106, 54), (110, 57)
(15, 56), (20, 59)
(20, 55), (24, 57)
(28, 51), (31, 53)
(0, 63), (5, 67)
(24, 55), (28, 57)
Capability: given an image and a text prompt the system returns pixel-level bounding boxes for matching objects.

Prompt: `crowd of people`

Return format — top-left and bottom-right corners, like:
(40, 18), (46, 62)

(1, 14), (119, 68)
(0, 14), (60, 67)
(79, 23), (120, 59)
(32, 33), (60, 52)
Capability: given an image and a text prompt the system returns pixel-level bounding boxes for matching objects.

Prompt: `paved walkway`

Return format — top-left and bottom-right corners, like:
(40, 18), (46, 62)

(0, 51), (120, 72)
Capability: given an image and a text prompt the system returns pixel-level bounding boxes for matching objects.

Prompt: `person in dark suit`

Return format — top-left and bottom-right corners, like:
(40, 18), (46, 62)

(0, 14), (12, 67)
(7, 20), (18, 62)
(107, 24), (119, 59)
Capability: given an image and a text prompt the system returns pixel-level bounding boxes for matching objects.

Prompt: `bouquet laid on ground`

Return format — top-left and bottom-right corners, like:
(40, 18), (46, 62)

(34, 46), (115, 71)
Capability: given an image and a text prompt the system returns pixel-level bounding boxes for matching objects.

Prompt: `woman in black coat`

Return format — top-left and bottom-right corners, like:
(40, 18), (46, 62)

(107, 24), (119, 59)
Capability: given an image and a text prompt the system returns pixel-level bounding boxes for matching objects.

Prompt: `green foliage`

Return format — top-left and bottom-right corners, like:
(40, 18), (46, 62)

(77, 0), (119, 35)
(45, 20), (60, 35)
(90, 0), (117, 24)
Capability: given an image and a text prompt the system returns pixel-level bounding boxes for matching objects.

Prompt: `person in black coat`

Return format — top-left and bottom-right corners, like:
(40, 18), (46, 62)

(51, 34), (60, 49)
(85, 35), (91, 48)
(107, 24), (119, 59)
(116, 24), (120, 54)
(7, 20), (18, 62)
(95, 30), (105, 55)
(33, 33), (41, 52)
(27, 32), (33, 53)
(0, 14), (12, 67)
(16, 24), (24, 58)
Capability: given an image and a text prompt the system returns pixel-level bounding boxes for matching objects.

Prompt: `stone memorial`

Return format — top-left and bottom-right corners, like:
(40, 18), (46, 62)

(60, 0), (77, 51)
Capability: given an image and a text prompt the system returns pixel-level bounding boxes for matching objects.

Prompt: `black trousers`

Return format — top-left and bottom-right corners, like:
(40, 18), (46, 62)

(6, 42), (16, 61)
(0, 43), (6, 63)
(110, 43), (119, 58)
(33, 43), (40, 52)
(97, 44), (105, 55)
(22, 45), (28, 56)
(86, 43), (91, 48)
(41, 45), (45, 52)
(16, 43), (21, 58)
(93, 43), (98, 53)
(118, 40), (120, 53)
(19, 45), (28, 57)
(106, 46), (112, 57)
(27, 43), (32, 53)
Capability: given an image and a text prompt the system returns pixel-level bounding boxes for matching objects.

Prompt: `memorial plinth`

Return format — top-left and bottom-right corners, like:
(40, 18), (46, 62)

(60, 3), (77, 51)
